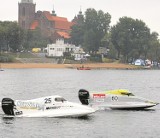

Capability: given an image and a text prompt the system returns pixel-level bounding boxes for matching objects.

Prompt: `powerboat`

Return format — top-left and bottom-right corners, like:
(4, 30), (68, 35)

(1, 95), (95, 117)
(78, 89), (159, 110)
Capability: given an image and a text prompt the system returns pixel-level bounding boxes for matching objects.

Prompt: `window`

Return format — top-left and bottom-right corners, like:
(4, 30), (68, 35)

(55, 97), (67, 102)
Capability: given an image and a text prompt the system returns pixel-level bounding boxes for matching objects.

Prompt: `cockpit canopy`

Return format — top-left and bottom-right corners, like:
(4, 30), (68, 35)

(55, 97), (67, 102)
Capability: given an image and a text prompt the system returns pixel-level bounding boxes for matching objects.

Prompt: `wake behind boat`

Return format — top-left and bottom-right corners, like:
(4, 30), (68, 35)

(78, 89), (159, 110)
(1, 95), (95, 117)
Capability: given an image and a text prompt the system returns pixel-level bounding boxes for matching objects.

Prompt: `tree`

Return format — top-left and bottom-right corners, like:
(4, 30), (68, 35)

(70, 24), (84, 46)
(84, 9), (111, 52)
(0, 21), (25, 52)
(23, 28), (50, 50)
(70, 8), (111, 53)
(7, 22), (25, 51)
(111, 17), (151, 62)
(148, 32), (160, 62)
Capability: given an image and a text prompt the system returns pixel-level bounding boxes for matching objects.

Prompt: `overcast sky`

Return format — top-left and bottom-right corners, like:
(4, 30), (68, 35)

(0, 0), (160, 35)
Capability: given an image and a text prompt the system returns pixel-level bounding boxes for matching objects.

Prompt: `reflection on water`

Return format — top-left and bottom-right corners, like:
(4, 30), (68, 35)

(2, 117), (15, 124)
(0, 69), (160, 138)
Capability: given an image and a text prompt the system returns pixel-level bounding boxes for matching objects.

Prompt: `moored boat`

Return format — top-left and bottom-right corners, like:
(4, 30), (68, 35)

(77, 66), (91, 70)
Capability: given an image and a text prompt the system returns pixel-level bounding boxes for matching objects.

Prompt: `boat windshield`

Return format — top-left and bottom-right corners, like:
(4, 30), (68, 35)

(121, 92), (134, 96)
(55, 97), (67, 102)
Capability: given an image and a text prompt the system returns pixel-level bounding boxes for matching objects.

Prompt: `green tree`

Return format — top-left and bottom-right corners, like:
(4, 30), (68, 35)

(111, 17), (151, 62)
(84, 9), (111, 52)
(70, 11), (85, 46)
(70, 24), (84, 46)
(70, 8), (111, 53)
(23, 28), (50, 50)
(7, 22), (25, 51)
(0, 21), (25, 52)
(148, 32), (160, 62)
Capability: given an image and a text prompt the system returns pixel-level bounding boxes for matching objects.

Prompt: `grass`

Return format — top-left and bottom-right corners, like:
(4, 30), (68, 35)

(18, 52), (38, 58)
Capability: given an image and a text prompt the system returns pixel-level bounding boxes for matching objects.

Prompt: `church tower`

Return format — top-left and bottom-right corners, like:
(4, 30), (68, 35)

(18, 0), (36, 29)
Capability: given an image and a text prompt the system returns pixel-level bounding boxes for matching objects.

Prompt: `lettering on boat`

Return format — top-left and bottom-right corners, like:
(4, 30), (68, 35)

(16, 101), (43, 110)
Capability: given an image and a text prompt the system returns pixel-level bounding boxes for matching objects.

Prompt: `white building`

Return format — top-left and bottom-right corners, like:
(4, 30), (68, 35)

(46, 39), (76, 57)
(72, 46), (86, 61)
(45, 39), (87, 61)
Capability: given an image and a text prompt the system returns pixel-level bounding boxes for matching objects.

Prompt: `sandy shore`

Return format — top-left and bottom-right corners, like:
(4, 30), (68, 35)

(0, 63), (138, 69)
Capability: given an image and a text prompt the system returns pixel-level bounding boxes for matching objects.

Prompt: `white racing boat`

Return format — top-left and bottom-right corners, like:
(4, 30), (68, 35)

(78, 89), (159, 110)
(1, 95), (95, 117)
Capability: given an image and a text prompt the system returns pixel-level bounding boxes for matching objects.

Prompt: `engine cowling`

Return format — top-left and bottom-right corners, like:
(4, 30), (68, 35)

(78, 89), (90, 105)
(2, 98), (15, 115)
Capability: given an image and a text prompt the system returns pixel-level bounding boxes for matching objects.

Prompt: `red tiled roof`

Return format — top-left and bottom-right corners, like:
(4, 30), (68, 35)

(30, 20), (39, 30)
(56, 31), (70, 39)
(52, 16), (68, 22)
(54, 21), (72, 30)
(43, 11), (72, 31)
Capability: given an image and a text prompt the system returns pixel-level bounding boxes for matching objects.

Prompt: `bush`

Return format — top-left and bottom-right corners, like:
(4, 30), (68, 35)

(0, 55), (14, 62)
(89, 54), (102, 62)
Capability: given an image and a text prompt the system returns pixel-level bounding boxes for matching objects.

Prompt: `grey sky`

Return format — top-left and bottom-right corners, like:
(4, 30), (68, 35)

(1, 0), (160, 35)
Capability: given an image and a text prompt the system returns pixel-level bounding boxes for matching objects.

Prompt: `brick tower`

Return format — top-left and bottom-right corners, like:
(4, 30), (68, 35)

(18, 0), (36, 29)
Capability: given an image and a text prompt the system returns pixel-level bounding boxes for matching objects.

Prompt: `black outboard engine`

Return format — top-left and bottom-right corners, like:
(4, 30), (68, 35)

(1, 98), (15, 115)
(78, 89), (90, 105)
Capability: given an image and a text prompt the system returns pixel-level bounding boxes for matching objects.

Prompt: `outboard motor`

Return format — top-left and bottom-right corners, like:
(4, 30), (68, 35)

(1, 98), (15, 115)
(78, 89), (90, 105)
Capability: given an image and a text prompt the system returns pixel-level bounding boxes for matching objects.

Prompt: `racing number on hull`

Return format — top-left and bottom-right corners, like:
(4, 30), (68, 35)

(44, 98), (52, 104)
(112, 96), (118, 101)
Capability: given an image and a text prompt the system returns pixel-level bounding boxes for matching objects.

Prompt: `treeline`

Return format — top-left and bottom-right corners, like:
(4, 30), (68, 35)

(0, 8), (160, 63)
(71, 8), (160, 63)
(0, 21), (49, 52)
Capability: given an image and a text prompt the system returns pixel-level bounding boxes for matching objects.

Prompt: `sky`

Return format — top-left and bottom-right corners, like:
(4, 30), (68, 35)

(0, 0), (160, 35)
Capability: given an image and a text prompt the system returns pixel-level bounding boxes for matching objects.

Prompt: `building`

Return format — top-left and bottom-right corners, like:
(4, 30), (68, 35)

(18, 0), (74, 42)
(46, 39), (86, 61)
(46, 39), (76, 57)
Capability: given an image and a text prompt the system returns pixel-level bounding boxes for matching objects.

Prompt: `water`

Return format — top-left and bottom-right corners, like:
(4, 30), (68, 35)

(0, 69), (160, 138)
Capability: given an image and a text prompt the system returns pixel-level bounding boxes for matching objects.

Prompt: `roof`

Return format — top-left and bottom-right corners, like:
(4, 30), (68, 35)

(43, 11), (72, 31)
(29, 11), (73, 39)
(43, 11), (67, 21)
(54, 21), (72, 30)
(56, 31), (70, 39)
(30, 20), (39, 30)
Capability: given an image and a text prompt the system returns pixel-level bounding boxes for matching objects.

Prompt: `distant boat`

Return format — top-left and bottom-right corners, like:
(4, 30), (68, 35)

(77, 66), (91, 70)
(0, 64), (4, 71)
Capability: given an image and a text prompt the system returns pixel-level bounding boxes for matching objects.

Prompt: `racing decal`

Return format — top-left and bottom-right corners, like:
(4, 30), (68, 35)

(93, 94), (105, 102)
(44, 98), (52, 104)
(45, 105), (73, 110)
(16, 101), (43, 110)
(46, 106), (61, 110)
(93, 94), (105, 98)
(112, 96), (118, 101)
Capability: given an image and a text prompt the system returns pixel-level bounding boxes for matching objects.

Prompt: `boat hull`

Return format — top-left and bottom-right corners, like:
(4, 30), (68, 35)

(1, 96), (95, 118)
(91, 102), (158, 110)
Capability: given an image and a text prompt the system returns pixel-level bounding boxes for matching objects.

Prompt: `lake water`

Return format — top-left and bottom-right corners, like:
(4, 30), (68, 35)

(0, 69), (160, 138)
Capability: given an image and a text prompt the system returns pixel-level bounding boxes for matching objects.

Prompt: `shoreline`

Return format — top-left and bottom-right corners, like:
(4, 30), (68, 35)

(0, 63), (139, 69)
